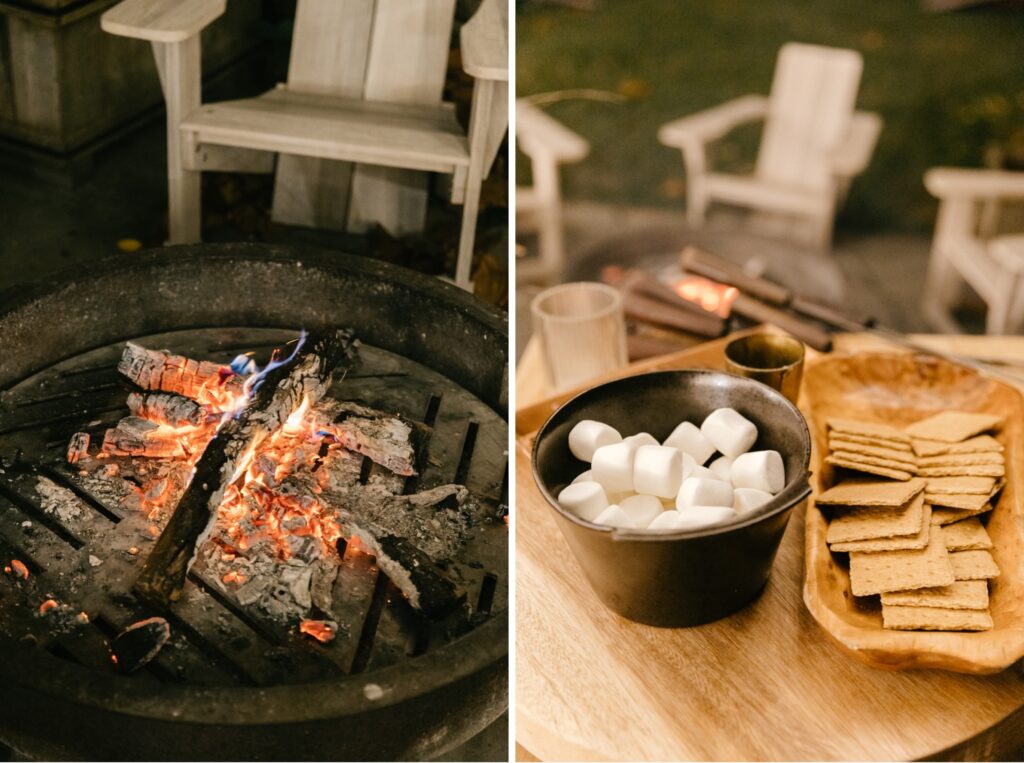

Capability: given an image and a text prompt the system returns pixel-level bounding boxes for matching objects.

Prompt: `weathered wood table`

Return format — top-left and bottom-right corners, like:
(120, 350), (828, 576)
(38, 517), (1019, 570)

(515, 330), (1024, 762)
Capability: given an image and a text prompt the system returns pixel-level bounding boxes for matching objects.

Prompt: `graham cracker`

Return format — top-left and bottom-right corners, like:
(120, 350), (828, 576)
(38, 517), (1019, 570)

(828, 418), (910, 443)
(950, 549), (1000, 580)
(904, 411), (1002, 443)
(848, 531), (954, 596)
(882, 604), (993, 631)
(924, 492), (991, 511)
(925, 476), (996, 495)
(917, 452), (1005, 468)
(917, 464), (1005, 478)
(816, 478), (924, 508)
(941, 518), (993, 552)
(829, 449), (917, 471)
(827, 493), (925, 544)
(829, 506), (931, 552)
(829, 438), (921, 463)
(834, 432), (913, 452)
(826, 456), (914, 481)
(911, 435), (1002, 458)
(881, 580), (990, 610)
(931, 505), (992, 526)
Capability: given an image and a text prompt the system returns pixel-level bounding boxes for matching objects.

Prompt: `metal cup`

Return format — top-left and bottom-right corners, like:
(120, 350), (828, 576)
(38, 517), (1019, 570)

(724, 333), (805, 405)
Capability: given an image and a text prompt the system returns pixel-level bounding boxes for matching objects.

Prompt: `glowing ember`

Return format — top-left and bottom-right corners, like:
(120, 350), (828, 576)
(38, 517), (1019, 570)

(675, 276), (739, 318)
(299, 619), (338, 643)
(39, 599), (58, 615)
(9, 559), (29, 580)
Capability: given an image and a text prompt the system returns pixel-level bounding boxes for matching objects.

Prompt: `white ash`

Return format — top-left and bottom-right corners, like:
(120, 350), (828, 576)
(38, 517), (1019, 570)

(35, 477), (84, 522)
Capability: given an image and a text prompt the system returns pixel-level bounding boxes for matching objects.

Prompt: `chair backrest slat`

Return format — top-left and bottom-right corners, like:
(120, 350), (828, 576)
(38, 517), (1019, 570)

(756, 43), (863, 192)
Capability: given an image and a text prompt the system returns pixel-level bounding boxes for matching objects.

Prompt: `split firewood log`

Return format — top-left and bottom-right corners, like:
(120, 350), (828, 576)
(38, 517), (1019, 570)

(127, 391), (206, 427)
(118, 342), (245, 400)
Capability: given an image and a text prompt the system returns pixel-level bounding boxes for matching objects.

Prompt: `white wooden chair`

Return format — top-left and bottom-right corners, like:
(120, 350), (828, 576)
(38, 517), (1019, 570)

(922, 167), (1024, 334)
(658, 42), (882, 250)
(515, 99), (589, 284)
(100, 0), (508, 289)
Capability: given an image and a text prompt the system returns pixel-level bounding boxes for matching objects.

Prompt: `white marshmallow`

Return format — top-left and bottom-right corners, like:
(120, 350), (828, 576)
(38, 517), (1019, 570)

(622, 432), (659, 452)
(707, 455), (734, 482)
(675, 505), (738, 530)
(619, 494), (664, 528)
(647, 511), (686, 531)
(689, 464), (721, 481)
(568, 420), (622, 462)
(731, 450), (785, 494)
(676, 477), (734, 510)
(590, 442), (635, 493)
(593, 504), (633, 528)
(633, 445), (684, 499)
(663, 421), (715, 464)
(681, 451), (697, 480)
(557, 481), (609, 521)
(701, 408), (758, 459)
(733, 487), (774, 515)
(572, 470), (594, 484)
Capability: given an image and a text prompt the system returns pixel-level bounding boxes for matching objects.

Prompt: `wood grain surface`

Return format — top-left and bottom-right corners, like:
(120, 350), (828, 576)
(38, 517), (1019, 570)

(516, 331), (1024, 761)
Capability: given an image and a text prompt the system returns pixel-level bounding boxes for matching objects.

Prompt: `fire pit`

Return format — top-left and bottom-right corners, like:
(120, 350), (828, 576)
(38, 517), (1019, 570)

(0, 244), (508, 761)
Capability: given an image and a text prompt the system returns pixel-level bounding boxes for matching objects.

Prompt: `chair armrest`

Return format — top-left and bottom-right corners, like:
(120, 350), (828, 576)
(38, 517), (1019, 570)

(924, 167), (1024, 200)
(827, 111), (882, 178)
(658, 95), (768, 147)
(101, 0), (226, 43)
(516, 100), (589, 164)
(461, 0), (508, 81)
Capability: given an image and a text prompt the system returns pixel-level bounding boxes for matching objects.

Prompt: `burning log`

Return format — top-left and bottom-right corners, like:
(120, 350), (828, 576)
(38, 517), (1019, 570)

(102, 417), (189, 459)
(134, 330), (359, 608)
(118, 342), (244, 402)
(66, 432), (90, 464)
(127, 391), (206, 427)
(317, 400), (420, 477)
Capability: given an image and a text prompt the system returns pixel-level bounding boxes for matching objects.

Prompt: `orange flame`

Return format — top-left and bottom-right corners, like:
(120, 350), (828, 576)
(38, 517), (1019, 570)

(675, 276), (739, 318)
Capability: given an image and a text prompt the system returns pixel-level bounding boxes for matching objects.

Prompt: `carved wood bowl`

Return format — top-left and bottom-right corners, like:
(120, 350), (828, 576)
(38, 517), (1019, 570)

(802, 351), (1024, 674)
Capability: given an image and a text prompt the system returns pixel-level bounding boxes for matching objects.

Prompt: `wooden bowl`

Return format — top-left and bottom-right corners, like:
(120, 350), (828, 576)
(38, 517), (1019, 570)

(802, 352), (1024, 674)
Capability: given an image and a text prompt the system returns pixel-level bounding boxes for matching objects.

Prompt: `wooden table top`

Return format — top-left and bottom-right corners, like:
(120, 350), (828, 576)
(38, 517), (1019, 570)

(516, 331), (1024, 761)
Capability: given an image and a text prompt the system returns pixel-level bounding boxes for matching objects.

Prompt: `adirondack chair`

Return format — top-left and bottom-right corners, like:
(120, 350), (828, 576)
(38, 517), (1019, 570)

(100, 0), (508, 289)
(658, 42), (882, 249)
(515, 99), (589, 284)
(922, 167), (1024, 334)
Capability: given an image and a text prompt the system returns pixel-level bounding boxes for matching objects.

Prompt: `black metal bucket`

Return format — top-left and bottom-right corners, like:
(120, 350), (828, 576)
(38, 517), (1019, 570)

(532, 369), (811, 627)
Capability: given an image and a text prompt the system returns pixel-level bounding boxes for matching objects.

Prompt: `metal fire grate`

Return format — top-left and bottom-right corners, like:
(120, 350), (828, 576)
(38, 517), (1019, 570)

(0, 326), (507, 687)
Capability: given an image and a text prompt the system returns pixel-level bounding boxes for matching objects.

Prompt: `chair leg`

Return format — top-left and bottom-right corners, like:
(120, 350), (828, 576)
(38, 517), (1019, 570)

(680, 143), (707, 229)
(455, 171), (483, 289)
(922, 249), (963, 333)
(167, 162), (201, 244)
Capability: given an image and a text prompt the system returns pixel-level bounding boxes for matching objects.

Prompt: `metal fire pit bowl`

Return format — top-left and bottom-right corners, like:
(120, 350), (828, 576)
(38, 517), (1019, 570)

(532, 370), (811, 627)
(0, 244), (508, 761)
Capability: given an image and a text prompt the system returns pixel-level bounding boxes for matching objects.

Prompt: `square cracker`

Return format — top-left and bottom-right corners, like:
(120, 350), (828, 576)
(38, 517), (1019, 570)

(829, 506), (930, 552)
(950, 549), (1000, 580)
(912, 435), (1002, 458)
(827, 493), (925, 544)
(917, 464), (1005, 478)
(835, 432), (913, 452)
(917, 452), (1004, 468)
(828, 418), (910, 443)
(941, 518), (993, 551)
(829, 438), (920, 464)
(849, 531), (954, 596)
(816, 478), (924, 508)
(826, 456), (914, 481)
(925, 492), (991, 511)
(881, 580), (990, 610)
(931, 505), (992, 526)
(829, 450), (917, 471)
(882, 604), (993, 631)
(904, 411), (1002, 443)
(925, 476), (996, 495)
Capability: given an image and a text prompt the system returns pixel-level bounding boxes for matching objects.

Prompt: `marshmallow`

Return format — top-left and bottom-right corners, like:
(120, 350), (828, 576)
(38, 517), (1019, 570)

(708, 455), (734, 482)
(591, 442), (635, 493)
(689, 464), (721, 481)
(623, 432), (659, 452)
(633, 445), (684, 499)
(647, 511), (686, 531)
(731, 450), (785, 494)
(557, 481), (608, 521)
(700, 408), (758, 459)
(663, 421), (715, 464)
(572, 470), (594, 484)
(681, 451), (697, 480)
(676, 476), (734, 510)
(619, 494), (664, 528)
(675, 505), (738, 530)
(733, 487), (774, 515)
(568, 420), (622, 462)
(593, 504), (633, 528)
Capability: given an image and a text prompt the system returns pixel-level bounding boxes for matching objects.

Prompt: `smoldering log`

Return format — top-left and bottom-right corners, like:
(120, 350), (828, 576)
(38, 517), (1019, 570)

(66, 432), (90, 464)
(315, 400), (420, 477)
(119, 342), (245, 400)
(134, 329), (359, 608)
(102, 417), (188, 459)
(127, 391), (206, 427)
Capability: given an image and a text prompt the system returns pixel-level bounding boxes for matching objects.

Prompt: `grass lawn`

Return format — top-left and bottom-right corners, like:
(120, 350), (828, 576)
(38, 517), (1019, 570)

(516, 0), (1024, 233)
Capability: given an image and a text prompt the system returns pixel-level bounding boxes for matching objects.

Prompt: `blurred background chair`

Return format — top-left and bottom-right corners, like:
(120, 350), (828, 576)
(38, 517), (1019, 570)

(100, 0), (508, 289)
(658, 42), (882, 250)
(923, 167), (1024, 334)
(515, 99), (590, 285)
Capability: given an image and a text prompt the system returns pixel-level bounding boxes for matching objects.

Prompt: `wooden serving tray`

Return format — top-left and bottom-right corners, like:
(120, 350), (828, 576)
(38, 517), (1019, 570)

(517, 333), (1024, 761)
(803, 351), (1024, 674)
